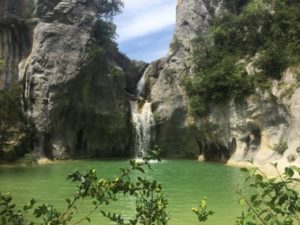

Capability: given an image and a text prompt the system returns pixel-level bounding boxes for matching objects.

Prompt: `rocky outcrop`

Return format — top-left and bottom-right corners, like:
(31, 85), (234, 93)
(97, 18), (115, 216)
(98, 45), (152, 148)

(1, 0), (299, 166)
(0, 0), (35, 89)
(147, 0), (300, 168)
(0, 0), (142, 159)
(146, 0), (222, 157)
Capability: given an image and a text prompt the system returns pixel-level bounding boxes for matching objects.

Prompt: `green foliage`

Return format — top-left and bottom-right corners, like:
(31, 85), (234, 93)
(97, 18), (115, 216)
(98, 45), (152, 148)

(273, 141), (288, 155)
(163, 68), (176, 82)
(170, 37), (183, 52)
(88, 20), (118, 60)
(192, 198), (215, 224)
(185, 53), (254, 116)
(296, 146), (300, 155)
(0, 84), (35, 162)
(222, 0), (250, 14)
(188, 95), (208, 116)
(0, 85), (23, 126)
(295, 72), (300, 82)
(88, 0), (123, 60)
(95, 0), (123, 20)
(287, 154), (296, 163)
(236, 164), (300, 225)
(255, 46), (288, 79)
(153, 111), (161, 123)
(187, 0), (300, 116)
(0, 148), (169, 225)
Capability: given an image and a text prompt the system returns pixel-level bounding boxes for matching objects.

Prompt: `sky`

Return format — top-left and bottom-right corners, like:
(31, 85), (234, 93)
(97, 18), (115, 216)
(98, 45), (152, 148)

(114, 0), (177, 62)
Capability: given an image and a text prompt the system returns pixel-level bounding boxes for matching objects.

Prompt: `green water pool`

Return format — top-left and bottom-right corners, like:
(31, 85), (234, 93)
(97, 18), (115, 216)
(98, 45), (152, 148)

(0, 160), (248, 225)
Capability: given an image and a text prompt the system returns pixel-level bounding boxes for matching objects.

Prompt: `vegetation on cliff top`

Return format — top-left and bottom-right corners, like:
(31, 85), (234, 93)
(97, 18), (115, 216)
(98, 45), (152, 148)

(88, 0), (124, 60)
(185, 0), (300, 116)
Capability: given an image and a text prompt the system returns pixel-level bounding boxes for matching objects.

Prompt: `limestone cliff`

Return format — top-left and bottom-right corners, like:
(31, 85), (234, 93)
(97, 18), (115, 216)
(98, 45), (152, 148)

(147, 0), (300, 170)
(146, 0), (222, 157)
(0, 0), (35, 89)
(1, 0), (299, 167)
(0, 0), (141, 159)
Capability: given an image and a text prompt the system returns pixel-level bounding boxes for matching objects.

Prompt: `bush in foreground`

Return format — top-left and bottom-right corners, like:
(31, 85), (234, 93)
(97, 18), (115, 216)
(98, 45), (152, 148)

(236, 163), (300, 225)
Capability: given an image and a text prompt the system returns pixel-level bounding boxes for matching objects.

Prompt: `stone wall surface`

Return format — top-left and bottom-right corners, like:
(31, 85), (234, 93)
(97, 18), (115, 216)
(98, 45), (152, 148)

(146, 0), (300, 170)
(0, 0), (141, 159)
(1, 0), (300, 168)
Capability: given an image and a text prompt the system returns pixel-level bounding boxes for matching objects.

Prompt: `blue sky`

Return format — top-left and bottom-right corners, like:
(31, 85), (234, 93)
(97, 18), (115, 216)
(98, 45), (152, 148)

(114, 0), (176, 62)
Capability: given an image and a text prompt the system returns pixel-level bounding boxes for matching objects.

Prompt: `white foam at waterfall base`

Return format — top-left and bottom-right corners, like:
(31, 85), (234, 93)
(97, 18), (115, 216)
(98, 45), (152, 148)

(130, 101), (154, 158)
(134, 158), (165, 164)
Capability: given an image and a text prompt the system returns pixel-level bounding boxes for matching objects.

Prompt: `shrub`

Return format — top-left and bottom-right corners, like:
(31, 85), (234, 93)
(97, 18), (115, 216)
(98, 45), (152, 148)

(94, 0), (123, 19)
(189, 96), (208, 116)
(0, 84), (36, 161)
(296, 146), (300, 155)
(188, 0), (300, 111)
(273, 141), (288, 155)
(236, 164), (300, 225)
(170, 37), (183, 52)
(186, 53), (254, 110)
(0, 85), (23, 152)
(222, 0), (250, 14)
(164, 68), (176, 82)
(88, 20), (118, 60)
(192, 198), (214, 224)
(255, 45), (288, 79)
(287, 154), (296, 163)
(295, 72), (300, 82)
(153, 111), (161, 123)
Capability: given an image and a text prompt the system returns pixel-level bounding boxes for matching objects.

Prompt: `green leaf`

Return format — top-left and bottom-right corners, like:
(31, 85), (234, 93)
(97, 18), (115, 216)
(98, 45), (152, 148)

(65, 198), (71, 204)
(284, 167), (294, 177)
(250, 194), (258, 203)
(240, 168), (249, 172)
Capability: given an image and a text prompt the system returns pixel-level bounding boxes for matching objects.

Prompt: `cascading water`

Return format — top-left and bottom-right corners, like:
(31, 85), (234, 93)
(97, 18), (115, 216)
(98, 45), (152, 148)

(130, 70), (154, 158)
(130, 101), (154, 158)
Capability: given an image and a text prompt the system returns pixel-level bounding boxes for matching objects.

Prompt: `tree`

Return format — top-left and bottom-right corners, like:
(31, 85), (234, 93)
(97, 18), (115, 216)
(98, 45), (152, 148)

(222, 0), (250, 14)
(88, 0), (123, 60)
(0, 85), (24, 153)
(95, 0), (124, 20)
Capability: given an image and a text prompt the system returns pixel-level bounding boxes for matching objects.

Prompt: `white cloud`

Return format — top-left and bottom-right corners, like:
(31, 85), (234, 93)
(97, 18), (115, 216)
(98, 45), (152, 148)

(130, 49), (168, 62)
(115, 0), (176, 42)
(118, 29), (174, 61)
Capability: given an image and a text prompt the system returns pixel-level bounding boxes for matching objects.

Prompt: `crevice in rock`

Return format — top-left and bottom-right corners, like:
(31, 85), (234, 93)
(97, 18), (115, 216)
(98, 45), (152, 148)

(75, 129), (85, 153)
(242, 124), (262, 157)
(203, 143), (231, 162)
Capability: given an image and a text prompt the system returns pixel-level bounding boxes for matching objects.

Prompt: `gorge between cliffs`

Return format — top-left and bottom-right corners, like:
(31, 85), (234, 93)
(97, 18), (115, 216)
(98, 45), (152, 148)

(1, 0), (300, 225)
(0, 0), (300, 174)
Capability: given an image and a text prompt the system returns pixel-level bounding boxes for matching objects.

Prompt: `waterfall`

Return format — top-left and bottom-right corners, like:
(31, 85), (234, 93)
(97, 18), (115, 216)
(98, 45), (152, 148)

(130, 70), (154, 158)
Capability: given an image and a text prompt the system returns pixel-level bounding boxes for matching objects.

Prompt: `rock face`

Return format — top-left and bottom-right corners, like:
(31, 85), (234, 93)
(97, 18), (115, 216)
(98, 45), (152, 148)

(0, 0), (141, 159)
(1, 0), (299, 166)
(0, 0), (35, 89)
(146, 0), (300, 168)
(145, 0), (222, 157)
